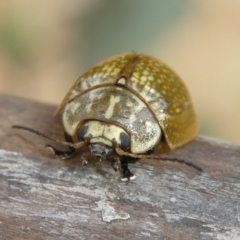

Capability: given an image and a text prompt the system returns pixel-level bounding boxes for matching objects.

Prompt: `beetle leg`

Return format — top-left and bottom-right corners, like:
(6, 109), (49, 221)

(146, 147), (155, 155)
(45, 132), (76, 160)
(111, 155), (121, 172)
(120, 156), (136, 182)
(80, 152), (89, 167)
(111, 139), (136, 181)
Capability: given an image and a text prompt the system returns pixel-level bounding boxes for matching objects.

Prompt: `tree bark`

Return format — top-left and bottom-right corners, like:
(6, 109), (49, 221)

(0, 94), (240, 240)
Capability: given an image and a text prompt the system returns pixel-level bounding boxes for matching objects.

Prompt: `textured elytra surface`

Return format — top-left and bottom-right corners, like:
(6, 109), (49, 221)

(63, 86), (161, 153)
(1, 94), (240, 240)
(56, 53), (198, 151)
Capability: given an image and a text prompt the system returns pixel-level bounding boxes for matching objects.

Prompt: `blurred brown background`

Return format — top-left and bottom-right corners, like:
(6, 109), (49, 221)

(1, 1), (240, 144)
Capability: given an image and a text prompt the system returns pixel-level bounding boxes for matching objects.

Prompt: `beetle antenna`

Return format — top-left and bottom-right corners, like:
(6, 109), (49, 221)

(12, 125), (84, 149)
(114, 146), (202, 172)
(149, 155), (202, 172)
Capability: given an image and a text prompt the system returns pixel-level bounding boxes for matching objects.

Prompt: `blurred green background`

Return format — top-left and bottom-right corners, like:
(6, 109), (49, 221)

(1, 1), (240, 144)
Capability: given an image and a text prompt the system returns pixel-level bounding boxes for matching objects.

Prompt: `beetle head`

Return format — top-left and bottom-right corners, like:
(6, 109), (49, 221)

(77, 120), (130, 160)
(88, 142), (113, 160)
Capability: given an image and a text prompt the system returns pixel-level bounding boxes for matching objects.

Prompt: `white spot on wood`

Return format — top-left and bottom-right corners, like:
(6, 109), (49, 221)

(99, 200), (130, 222)
(149, 213), (159, 217)
(140, 231), (151, 237)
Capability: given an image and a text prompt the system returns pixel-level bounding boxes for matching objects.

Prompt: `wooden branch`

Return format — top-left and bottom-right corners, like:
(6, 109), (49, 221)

(1, 94), (240, 239)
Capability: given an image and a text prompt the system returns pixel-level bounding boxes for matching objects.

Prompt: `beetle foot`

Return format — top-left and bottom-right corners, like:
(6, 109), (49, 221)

(120, 158), (136, 181)
(80, 153), (89, 167)
(111, 156), (121, 172)
(121, 170), (136, 182)
(45, 144), (75, 160)
(112, 162), (120, 172)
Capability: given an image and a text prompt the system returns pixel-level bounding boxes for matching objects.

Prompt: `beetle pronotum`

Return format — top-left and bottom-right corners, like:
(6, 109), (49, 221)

(13, 53), (201, 181)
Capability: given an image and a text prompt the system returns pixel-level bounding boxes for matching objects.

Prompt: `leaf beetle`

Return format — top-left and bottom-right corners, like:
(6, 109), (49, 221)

(13, 53), (201, 181)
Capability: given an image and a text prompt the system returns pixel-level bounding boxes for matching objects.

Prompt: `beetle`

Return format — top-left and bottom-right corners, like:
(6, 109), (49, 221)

(13, 52), (201, 181)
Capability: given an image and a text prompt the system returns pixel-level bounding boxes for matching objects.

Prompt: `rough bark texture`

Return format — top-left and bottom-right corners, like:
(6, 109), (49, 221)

(0, 94), (240, 240)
